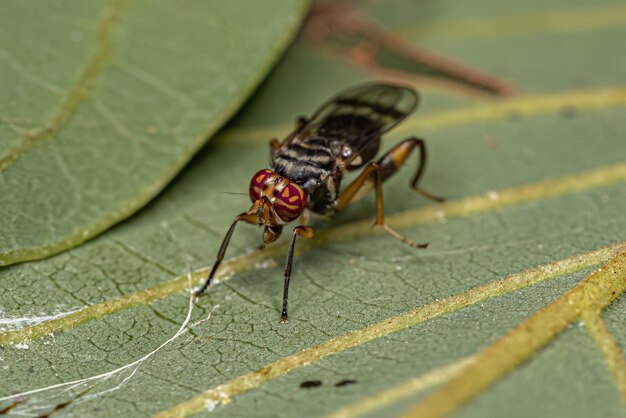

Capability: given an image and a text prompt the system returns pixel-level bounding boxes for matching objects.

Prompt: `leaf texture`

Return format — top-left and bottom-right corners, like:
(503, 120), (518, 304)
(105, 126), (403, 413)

(0, 0), (309, 266)
(1, 1), (625, 418)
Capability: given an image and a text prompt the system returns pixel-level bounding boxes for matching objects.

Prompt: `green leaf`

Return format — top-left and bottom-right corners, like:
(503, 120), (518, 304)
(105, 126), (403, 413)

(0, 0), (309, 266)
(2, 1), (626, 418)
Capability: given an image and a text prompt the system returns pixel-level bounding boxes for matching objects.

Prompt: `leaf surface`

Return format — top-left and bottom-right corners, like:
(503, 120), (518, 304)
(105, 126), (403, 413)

(0, 0), (309, 266)
(1, 1), (626, 418)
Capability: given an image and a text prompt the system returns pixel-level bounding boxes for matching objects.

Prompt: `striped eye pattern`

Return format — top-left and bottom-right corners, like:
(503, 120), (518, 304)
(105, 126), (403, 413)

(249, 169), (274, 202)
(273, 182), (306, 222)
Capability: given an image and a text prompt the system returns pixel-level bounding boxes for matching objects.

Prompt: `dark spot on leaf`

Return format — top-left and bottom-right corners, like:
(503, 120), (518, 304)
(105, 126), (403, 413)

(334, 379), (358, 387)
(194, 339), (202, 345)
(27, 366), (34, 373)
(300, 380), (322, 389)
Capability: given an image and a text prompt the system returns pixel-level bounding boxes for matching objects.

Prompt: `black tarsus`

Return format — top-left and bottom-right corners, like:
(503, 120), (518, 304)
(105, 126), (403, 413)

(194, 214), (245, 298)
(393, 137), (445, 203)
(280, 226), (309, 322)
(405, 137), (445, 203)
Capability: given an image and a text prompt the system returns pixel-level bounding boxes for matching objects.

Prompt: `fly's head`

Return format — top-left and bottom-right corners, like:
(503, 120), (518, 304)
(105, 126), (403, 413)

(248, 169), (307, 243)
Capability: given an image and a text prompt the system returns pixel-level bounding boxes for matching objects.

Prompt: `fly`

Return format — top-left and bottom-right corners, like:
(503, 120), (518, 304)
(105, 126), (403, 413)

(194, 83), (444, 322)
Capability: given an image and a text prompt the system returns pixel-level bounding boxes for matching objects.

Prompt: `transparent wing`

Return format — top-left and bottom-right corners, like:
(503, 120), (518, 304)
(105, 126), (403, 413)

(277, 83), (418, 166)
(308, 82), (418, 138)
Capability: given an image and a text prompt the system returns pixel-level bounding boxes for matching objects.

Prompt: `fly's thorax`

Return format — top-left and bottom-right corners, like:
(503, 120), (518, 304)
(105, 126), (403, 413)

(248, 169), (307, 224)
(302, 170), (341, 215)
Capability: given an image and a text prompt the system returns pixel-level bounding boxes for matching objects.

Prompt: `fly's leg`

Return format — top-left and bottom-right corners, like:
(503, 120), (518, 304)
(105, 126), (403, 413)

(377, 137), (445, 202)
(338, 138), (445, 205)
(295, 116), (308, 130)
(299, 208), (311, 226)
(269, 138), (280, 161)
(194, 212), (257, 298)
(337, 162), (429, 249)
(280, 225), (314, 323)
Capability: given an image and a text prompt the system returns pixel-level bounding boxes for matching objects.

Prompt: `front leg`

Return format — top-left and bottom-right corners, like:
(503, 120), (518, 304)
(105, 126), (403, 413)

(194, 212), (258, 298)
(280, 225), (314, 323)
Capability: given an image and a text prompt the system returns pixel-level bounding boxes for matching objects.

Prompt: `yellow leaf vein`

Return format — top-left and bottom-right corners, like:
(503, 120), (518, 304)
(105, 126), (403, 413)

(0, 162), (624, 345)
(153, 244), (626, 418)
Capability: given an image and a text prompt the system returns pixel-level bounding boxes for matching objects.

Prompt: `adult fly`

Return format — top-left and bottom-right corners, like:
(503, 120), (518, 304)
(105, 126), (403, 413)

(194, 83), (444, 322)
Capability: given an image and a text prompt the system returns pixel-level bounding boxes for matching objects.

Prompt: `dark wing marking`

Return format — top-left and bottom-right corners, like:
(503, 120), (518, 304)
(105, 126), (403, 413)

(309, 83), (418, 137)
(277, 83), (418, 167)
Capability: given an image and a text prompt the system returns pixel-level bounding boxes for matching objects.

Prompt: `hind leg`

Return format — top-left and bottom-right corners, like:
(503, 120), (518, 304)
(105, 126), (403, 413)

(336, 162), (429, 249)
(340, 137), (445, 204)
(377, 137), (445, 202)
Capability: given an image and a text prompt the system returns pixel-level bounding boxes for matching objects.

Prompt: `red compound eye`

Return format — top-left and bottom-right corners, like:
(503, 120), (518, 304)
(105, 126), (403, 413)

(273, 182), (306, 222)
(249, 169), (273, 202)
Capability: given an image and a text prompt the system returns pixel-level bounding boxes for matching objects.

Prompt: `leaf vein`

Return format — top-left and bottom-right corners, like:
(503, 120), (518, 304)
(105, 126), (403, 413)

(151, 244), (625, 418)
(0, 163), (624, 344)
(401, 252), (626, 418)
(0, 0), (130, 173)
(582, 311), (626, 404)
